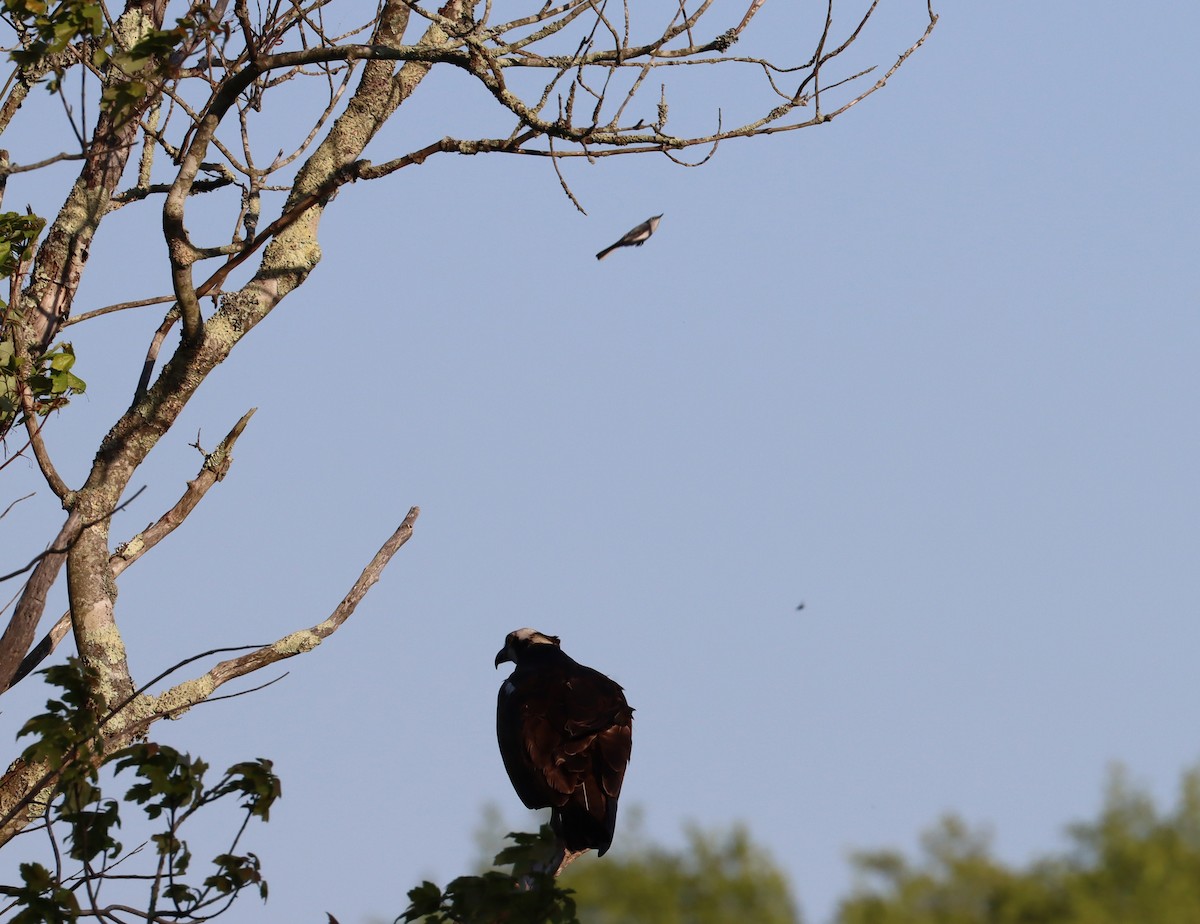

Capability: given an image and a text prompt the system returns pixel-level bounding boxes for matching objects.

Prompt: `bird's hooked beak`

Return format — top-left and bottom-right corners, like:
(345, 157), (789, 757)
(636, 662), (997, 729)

(494, 646), (513, 669)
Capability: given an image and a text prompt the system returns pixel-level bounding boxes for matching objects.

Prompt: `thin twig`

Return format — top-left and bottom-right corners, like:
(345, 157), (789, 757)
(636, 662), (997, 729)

(0, 487), (147, 585)
(63, 295), (175, 327)
(0, 438), (33, 475)
(133, 307), (181, 404)
(0, 493), (35, 521)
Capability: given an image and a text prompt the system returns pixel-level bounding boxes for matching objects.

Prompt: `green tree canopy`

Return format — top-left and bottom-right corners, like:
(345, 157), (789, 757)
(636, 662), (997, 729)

(560, 818), (800, 924)
(838, 764), (1200, 924)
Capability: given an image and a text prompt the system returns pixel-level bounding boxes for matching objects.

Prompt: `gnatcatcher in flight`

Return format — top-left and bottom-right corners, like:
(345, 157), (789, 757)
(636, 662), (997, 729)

(596, 214), (663, 260)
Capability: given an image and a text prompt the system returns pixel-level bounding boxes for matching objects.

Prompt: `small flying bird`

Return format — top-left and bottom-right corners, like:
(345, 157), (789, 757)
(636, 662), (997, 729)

(495, 628), (634, 864)
(595, 214), (663, 260)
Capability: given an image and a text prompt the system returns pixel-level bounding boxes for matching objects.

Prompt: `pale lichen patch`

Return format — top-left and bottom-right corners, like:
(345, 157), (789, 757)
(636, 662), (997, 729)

(276, 630), (321, 655)
(112, 8), (155, 49)
(116, 534), (145, 558)
(150, 675), (217, 720)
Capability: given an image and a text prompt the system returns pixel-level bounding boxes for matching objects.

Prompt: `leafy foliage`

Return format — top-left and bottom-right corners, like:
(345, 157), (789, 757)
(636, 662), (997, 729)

(0, 862), (81, 924)
(0, 211), (44, 282)
(2, 0), (215, 109)
(0, 211), (86, 426)
(0, 659), (281, 921)
(0, 342), (88, 420)
(401, 825), (580, 924)
(837, 764), (1200, 924)
(4, 0), (106, 75)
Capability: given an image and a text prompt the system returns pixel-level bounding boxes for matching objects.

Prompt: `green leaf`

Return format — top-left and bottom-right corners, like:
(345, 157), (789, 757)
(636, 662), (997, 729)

(163, 881), (199, 906)
(401, 881), (444, 921)
(112, 743), (208, 817)
(203, 852), (264, 896)
(0, 862), (81, 923)
(219, 759), (282, 821)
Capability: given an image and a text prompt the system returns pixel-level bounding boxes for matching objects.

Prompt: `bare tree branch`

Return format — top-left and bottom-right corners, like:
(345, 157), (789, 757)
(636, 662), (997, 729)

(149, 505), (420, 721)
(0, 488), (147, 587)
(0, 493), (34, 521)
(15, 373), (71, 502)
(63, 295), (176, 327)
(0, 511), (83, 693)
(12, 0), (174, 362)
(5, 410), (257, 690)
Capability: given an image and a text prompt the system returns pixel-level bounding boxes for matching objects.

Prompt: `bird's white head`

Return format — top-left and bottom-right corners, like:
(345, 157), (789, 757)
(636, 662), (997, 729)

(495, 627), (561, 667)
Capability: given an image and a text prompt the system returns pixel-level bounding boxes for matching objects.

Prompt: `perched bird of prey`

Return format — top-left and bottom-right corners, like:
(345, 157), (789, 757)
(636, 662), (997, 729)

(595, 214), (663, 260)
(495, 628), (634, 859)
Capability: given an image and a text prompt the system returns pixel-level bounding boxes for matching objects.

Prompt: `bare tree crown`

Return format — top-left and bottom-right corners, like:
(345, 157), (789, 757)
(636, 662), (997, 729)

(0, 0), (936, 866)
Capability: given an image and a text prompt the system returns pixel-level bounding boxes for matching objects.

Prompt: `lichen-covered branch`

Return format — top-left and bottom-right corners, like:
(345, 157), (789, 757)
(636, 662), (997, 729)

(0, 511), (84, 692)
(149, 507), (420, 720)
(14, 0), (173, 360)
(5, 409), (258, 690)
(0, 508), (419, 848)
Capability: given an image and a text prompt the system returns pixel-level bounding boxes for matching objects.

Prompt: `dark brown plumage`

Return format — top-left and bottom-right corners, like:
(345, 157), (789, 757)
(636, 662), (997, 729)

(495, 628), (634, 856)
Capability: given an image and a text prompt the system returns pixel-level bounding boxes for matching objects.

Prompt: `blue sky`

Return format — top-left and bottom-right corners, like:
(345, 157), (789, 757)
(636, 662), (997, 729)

(2, 2), (1198, 922)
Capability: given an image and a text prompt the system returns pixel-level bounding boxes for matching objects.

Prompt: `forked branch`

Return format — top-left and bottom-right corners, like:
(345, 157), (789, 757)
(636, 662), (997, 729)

(5, 409), (259, 691)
